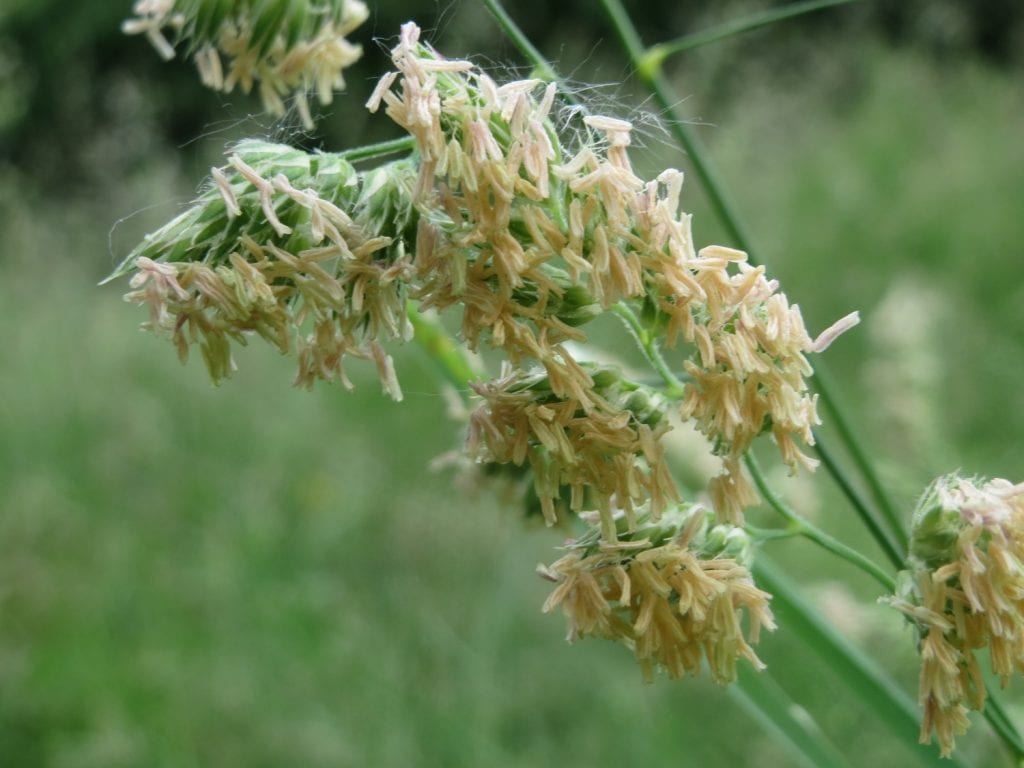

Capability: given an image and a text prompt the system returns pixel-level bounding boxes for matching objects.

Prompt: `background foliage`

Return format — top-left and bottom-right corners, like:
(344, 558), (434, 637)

(1, 1), (1022, 765)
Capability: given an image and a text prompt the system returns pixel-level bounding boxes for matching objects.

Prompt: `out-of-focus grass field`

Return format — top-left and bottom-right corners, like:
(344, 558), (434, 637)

(1, 10), (1023, 767)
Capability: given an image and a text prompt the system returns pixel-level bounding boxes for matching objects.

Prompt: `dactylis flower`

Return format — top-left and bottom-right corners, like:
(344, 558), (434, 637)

(884, 474), (1024, 756)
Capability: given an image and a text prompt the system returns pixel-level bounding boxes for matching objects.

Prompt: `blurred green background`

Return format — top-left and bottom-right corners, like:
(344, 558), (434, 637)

(1, 1), (1023, 766)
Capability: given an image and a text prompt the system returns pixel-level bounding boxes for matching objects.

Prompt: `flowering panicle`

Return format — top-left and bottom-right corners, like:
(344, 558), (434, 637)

(116, 140), (414, 397)
(467, 364), (679, 540)
(366, 23), (858, 524)
(539, 504), (775, 682)
(123, 0), (368, 127)
(884, 474), (1024, 756)
(118, 19), (859, 556)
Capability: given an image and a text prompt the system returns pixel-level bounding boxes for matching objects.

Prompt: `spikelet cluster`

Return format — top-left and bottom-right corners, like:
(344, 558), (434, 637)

(119, 140), (413, 398)
(368, 23), (858, 523)
(467, 364), (678, 541)
(884, 474), (1024, 756)
(123, 0), (368, 127)
(117, 20), (860, 527)
(540, 504), (775, 682)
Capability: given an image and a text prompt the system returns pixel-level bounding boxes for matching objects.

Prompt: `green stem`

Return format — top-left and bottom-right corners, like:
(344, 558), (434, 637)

(745, 454), (894, 592)
(339, 136), (416, 163)
(745, 524), (802, 542)
(730, 665), (852, 768)
(598, 0), (757, 253)
(480, 0), (557, 82)
(813, 363), (909, 552)
(611, 302), (686, 398)
(406, 301), (483, 393)
(755, 557), (969, 768)
(642, 0), (857, 76)
(813, 436), (904, 569)
(983, 683), (1024, 759)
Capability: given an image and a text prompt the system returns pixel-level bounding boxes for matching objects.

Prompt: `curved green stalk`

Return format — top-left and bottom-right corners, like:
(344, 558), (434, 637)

(479, 0), (557, 82)
(745, 453), (894, 592)
(642, 0), (857, 77)
(813, 363), (909, 553)
(406, 301), (483, 395)
(980, 676), (1024, 759)
(611, 302), (686, 399)
(730, 665), (853, 768)
(812, 436), (904, 568)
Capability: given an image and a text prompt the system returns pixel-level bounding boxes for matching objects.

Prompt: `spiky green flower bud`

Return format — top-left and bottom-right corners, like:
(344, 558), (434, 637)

(908, 479), (969, 568)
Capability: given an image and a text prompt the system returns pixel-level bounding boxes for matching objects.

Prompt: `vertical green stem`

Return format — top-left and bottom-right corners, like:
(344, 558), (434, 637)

(813, 436), (904, 568)
(812, 363), (908, 552)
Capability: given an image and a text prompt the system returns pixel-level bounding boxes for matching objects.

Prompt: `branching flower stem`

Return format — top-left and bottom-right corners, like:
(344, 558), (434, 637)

(485, 0), (901, 568)
(641, 0), (858, 77)
(480, 0), (896, 587)
(611, 302), (686, 399)
(812, 435), (903, 567)
(744, 453), (894, 592)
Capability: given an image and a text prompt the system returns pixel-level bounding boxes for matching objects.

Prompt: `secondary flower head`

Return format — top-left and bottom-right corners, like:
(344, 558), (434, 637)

(369, 23), (859, 524)
(467, 364), (679, 541)
(123, 0), (368, 127)
(884, 473), (1024, 757)
(116, 140), (414, 399)
(540, 504), (774, 683)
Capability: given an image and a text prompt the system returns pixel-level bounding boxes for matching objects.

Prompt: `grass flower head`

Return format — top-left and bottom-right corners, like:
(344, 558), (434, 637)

(885, 473), (1024, 756)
